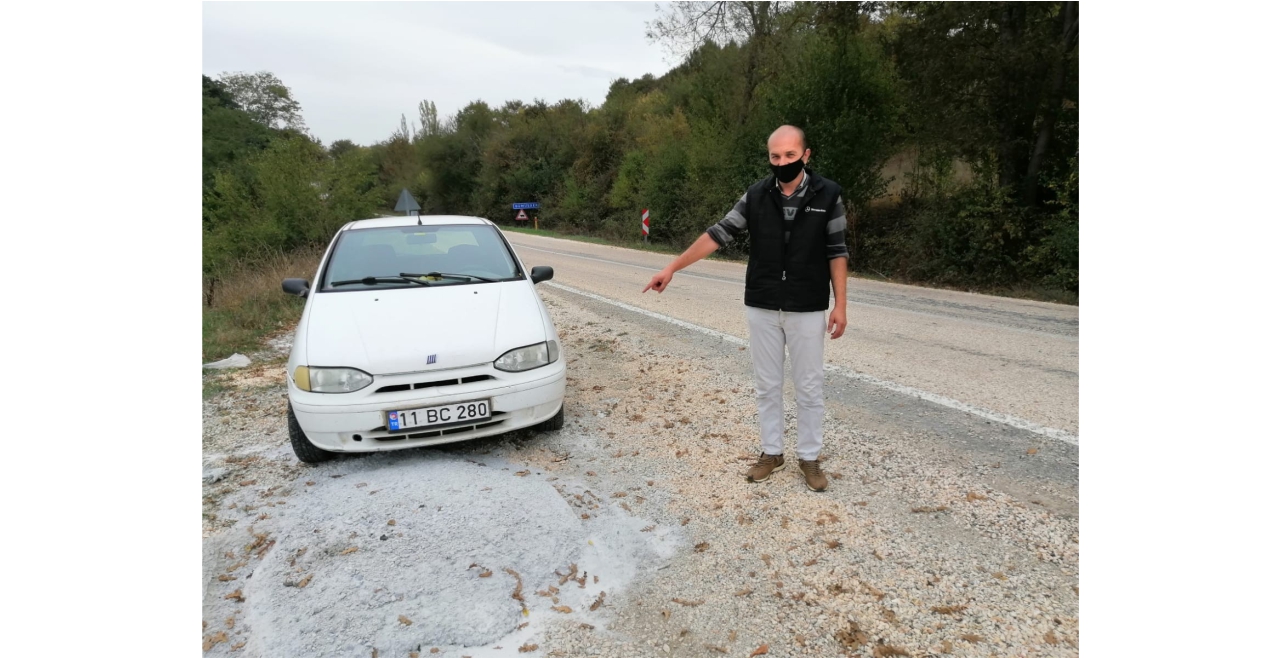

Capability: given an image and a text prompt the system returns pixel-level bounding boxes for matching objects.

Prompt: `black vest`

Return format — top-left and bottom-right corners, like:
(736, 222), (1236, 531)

(743, 169), (842, 312)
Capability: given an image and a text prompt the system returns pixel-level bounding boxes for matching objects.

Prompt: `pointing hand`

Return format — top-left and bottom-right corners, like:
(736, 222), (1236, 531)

(643, 269), (674, 293)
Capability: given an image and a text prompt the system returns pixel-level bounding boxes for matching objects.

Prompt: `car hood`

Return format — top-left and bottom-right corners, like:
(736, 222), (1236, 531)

(303, 281), (547, 375)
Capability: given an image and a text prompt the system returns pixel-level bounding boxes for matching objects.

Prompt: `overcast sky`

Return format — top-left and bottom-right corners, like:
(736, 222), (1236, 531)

(203, 1), (676, 146)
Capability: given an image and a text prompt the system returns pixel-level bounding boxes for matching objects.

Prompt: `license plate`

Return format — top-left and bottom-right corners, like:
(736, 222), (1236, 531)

(387, 400), (491, 432)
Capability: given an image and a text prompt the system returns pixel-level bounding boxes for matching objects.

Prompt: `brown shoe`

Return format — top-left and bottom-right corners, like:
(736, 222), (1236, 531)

(798, 459), (828, 492)
(745, 452), (785, 483)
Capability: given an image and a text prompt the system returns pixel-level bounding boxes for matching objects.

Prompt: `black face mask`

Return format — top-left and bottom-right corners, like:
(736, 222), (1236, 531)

(771, 157), (805, 185)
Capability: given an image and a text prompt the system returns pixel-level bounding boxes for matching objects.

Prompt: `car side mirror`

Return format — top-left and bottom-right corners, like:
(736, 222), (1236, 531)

(530, 266), (554, 284)
(282, 278), (310, 297)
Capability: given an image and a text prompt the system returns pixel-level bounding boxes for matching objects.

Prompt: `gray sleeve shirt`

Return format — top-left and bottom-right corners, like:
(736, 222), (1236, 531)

(827, 196), (850, 261)
(706, 193), (749, 248)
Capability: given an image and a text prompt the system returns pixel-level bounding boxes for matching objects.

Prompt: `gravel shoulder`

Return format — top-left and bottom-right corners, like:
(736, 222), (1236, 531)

(201, 287), (1078, 657)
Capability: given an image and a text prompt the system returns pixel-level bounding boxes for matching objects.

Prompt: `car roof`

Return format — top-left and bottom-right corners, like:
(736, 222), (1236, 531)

(342, 215), (494, 231)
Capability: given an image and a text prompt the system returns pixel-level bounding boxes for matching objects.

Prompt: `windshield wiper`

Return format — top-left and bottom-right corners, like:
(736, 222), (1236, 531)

(400, 271), (497, 283)
(331, 276), (432, 288)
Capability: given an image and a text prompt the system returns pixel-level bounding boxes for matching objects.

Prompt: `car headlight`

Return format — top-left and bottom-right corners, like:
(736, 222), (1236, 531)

(494, 341), (559, 372)
(293, 366), (373, 393)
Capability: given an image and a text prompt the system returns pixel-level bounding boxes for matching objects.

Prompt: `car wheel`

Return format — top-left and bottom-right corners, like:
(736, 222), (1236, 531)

(535, 405), (565, 432)
(288, 403), (335, 464)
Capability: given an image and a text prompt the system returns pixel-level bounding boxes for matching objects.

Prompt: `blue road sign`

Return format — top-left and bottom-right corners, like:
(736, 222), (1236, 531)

(512, 202), (540, 210)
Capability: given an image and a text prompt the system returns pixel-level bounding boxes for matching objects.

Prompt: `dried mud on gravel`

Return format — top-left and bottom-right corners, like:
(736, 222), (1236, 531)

(202, 291), (1078, 657)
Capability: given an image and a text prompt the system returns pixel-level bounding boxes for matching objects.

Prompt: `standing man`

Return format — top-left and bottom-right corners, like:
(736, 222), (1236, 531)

(642, 125), (849, 492)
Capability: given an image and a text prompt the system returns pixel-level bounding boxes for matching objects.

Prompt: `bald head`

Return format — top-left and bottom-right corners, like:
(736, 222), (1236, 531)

(769, 125), (807, 151)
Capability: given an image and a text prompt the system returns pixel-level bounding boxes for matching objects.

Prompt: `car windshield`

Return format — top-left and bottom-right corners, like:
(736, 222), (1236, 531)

(321, 224), (520, 290)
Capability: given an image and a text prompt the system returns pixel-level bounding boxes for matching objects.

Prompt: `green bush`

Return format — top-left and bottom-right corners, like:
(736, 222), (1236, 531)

(203, 135), (382, 298)
(1023, 155), (1078, 291)
(856, 163), (1077, 294)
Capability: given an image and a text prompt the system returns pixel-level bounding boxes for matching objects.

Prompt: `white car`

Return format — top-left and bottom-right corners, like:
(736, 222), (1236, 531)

(279, 215), (566, 463)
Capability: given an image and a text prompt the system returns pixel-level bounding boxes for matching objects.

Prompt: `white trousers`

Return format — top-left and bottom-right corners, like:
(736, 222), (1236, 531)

(745, 306), (826, 461)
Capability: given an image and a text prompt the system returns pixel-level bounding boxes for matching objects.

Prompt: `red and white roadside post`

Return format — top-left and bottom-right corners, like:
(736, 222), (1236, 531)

(642, 208), (650, 244)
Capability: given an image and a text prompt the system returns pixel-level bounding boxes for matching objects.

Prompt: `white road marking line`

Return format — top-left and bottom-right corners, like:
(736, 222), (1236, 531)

(514, 240), (1075, 339)
(544, 280), (1079, 446)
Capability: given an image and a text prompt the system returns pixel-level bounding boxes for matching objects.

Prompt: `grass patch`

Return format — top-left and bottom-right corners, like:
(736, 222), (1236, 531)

(203, 373), (231, 399)
(203, 248), (321, 363)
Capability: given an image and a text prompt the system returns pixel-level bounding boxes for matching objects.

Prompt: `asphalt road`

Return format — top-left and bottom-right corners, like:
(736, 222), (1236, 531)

(504, 231), (1080, 440)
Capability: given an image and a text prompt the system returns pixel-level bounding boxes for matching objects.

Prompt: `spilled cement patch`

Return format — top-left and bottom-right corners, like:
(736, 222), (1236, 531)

(205, 447), (677, 657)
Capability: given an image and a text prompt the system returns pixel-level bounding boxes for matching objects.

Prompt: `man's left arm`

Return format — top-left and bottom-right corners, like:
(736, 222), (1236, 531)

(827, 196), (850, 339)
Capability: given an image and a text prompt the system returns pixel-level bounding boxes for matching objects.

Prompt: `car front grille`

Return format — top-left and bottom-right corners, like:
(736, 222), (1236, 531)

(374, 374), (495, 394)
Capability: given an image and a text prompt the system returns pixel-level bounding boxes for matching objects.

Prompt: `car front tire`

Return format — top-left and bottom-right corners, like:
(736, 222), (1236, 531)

(288, 403), (335, 464)
(535, 404), (565, 432)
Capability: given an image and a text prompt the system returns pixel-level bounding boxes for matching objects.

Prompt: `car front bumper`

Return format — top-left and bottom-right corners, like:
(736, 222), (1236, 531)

(289, 363), (565, 453)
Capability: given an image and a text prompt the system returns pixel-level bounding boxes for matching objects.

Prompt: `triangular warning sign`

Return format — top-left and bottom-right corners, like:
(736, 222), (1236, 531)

(515, 209), (528, 220)
(393, 188), (420, 212)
